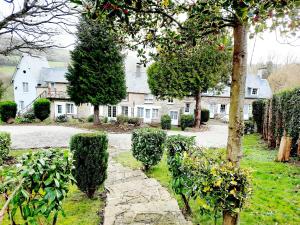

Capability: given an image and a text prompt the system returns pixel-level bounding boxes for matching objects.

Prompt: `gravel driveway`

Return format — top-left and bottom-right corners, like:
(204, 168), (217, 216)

(0, 125), (228, 150)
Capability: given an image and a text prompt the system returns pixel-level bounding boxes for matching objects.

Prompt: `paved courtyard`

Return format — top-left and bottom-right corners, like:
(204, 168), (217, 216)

(0, 124), (228, 149)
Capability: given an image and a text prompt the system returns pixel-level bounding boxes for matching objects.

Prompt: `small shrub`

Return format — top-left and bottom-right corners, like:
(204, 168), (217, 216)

(102, 116), (108, 123)
(161, 114), (171, 130)
(56, 114), (68, 123)
(23, 111), (35, 120)
(128, 117), (141, 126)
(70, 132), (109, 198)
(0, 132), (11, 165)
(180, 114), (194, 131)
(131, 128), (166, 171)
(201, 109), (210, 123)
(87, 115), (94, 123)
(15, 116), (33, 124)
(117, 115), (129, 125)
(0, 101), (17, 122)
(244, 120), (255, 134)
(33, 98), (51, 121)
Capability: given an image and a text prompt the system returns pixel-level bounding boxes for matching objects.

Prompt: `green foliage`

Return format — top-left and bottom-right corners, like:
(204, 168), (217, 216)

(0, 101), (17, 122)
(15, 116), (33, 124)
(102, 116), (108, 123)
(70, 133), (109, 198)
(161, 114), (171, 130)
(66, 16), (126, 107)
(23, 111), (35, 120)
(0, 80), (4, 100)
(87, 115), (94, 123)
(131, 128), (166, 171)
(56, 115), (68, 123)
(33, 98), (51, 121)
(252, 100), (265, 133)
(244, 120), (255, 135)
(183, 148), (252, 216)
(180, 114), (194, 131)
(1, 149), (74, 224)
(201, 109), (210, 123)
(128, 117), (141, 126)
(0, 132), (10, 165)
(117, 115), (129, 125)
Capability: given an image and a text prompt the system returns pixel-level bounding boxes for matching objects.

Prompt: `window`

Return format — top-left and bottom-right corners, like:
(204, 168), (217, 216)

(121, 106), (129, 116)
(185, 103), (190, 113)
(108, 105), (117, 117)
(145, 109), (151, 119)
(167, 98), (174, 104)
(57, 105), (62, 114)
(137, 107), (144, 118)
(22, 82), (29, 92)
(66, 103), (74, 114)
(136, 64), (141, 77)
(170, 111), (178, 120)
(252, 88), (258, 95)
(249, 104), (253, 114)
(144, 94), (154, 103)
(152, 109), (159, 119)
(20, 101), (24, 110)
(220, 104), (226, 113)
(23, 70), (26, 74)
(131, 108), (134, 117)
(50, 82), (55, 91)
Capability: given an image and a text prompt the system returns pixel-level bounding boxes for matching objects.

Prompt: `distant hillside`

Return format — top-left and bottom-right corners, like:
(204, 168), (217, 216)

(268, 64), (300, 93)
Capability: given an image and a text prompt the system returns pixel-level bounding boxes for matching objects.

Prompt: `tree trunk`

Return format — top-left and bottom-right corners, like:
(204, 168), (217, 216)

(277, 130), (292, 162)
(297, 135), (300, 157)
(224, 23), (247, 225)
(93, 105), (100, 125)
(267, 99), (275, 148)
(180, 193), (192, 215)
(194, 90), (202, 128)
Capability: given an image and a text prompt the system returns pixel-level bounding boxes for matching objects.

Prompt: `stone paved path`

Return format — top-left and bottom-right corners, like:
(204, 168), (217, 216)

(104, 153), (191, 225)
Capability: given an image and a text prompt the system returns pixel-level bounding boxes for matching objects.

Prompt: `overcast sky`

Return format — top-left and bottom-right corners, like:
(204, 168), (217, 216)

(1, 1), (299, 64)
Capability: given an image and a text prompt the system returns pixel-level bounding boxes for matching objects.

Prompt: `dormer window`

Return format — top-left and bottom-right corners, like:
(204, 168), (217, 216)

(23, 70), (26, 74)
(167, 98), (174, 104)
(247, 87), (259, 96)
(252, 88), (258, 95)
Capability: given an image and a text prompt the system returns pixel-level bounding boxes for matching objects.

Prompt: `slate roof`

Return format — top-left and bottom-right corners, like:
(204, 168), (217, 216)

(38, 68), (68, 85)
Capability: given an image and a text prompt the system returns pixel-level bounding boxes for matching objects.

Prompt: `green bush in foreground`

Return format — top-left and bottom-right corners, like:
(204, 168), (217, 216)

(161, 114), (171, 130)
(201, 109), (210, 123)
(0, 132), (11, 165)
(70, 132), (109, 198)
(132, 128), (166, 171)
(117, 115), (129, 125)
(33, 98), (51, 121)
(0, 101), (17, 122)
(180, 114), (194, 131)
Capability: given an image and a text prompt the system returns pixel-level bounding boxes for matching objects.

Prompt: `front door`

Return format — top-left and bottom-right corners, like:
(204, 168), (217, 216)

(169, 110), (179, 125)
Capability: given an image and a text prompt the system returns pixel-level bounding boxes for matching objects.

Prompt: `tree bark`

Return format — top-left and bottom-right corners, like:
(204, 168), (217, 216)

(93, 105), (100, 125)
(297, 135), (300, 157)
(194, 90), (202, 128)
(224, 23), (247, 225)
(267, 99), (275, 148)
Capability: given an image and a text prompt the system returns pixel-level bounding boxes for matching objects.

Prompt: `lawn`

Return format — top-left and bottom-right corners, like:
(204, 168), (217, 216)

(0, 148), (105, 225)
(114, 134), (300, 225)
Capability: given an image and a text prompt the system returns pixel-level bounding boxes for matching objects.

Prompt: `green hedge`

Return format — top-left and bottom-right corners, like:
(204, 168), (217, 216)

(0, 132), (11, 165)
(180, 114), (194, 131)
(201, 109), (210, 123)
(252, 100), (265, 133)
(33, 98), (51, 121)
(0, 101), (17, 122)
(161, 114), (171, 130)
(70, 132), (109, 198)
(131, 128), (166, 171)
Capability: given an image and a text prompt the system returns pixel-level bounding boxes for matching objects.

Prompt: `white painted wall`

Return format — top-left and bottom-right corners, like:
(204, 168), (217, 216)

(13, 55), (49, 111)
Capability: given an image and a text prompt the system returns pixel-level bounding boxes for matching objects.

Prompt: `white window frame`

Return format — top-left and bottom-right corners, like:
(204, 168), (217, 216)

(185, 103), (190, 113)
(152, 109), (159, 119)
(137, 107), (144, 118)
(121, 106), (129, 116)
(136, 64), (142, 77)
(144, 94), (154, 104)
(22, 82), (29, 92)
(66, 103), (74, 114)
(57, 105), (63, 114)
(220, 104), (226, 113)
(19, 101), (24, 110)
(251, 88), (258, 95)
(108, 105), (117, 118)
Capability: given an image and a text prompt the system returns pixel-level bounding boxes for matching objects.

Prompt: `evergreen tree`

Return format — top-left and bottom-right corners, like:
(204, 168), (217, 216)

(66, 17), (126, 124)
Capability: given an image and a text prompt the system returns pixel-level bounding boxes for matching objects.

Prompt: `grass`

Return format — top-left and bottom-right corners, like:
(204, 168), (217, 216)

(0, 65), (15, 101)
(1, 148), (105, 225)
(114, 134), (300, 225)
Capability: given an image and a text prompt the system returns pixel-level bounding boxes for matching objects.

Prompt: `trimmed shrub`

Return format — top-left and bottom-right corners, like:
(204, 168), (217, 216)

(87, 115), (94, 123)
(244, 120), (255, 134)
(23, 111), (35, 120)
(0, 132), (11, 165)
(102, 116), (108, 123)
(161, 114), (171, 130)
(33, 98), (51, 121)
(180, 114), (194, 131)
(56, 114), (68, 123)
(128, 117), (141, 126)
(131, 128), (166, 171)
(252, 100), (265, 133)
(0, 101), (17, 122)
(201, 109), (210, 123)
(70, 132), (109, 198)
(117, 115), (129, 125)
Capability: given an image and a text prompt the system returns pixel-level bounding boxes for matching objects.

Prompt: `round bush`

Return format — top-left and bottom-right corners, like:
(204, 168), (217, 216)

(131, 128), (167, 171)
(201, 109), (210, 123)
(128, 117), (141, 126)
(87, 115), (94, 122)
(0, 101), (17, 122)
(117, 115), (129, 125)
(70, 132), (108, 198)
(0, 132), (11, 165)
(33, 98), (51, 121)
(180, 114), (194, 131)
(161, 114), (171, 130)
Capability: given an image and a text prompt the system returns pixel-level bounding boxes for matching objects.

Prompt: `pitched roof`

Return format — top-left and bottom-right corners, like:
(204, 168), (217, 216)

(38, 68), (68, 85)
